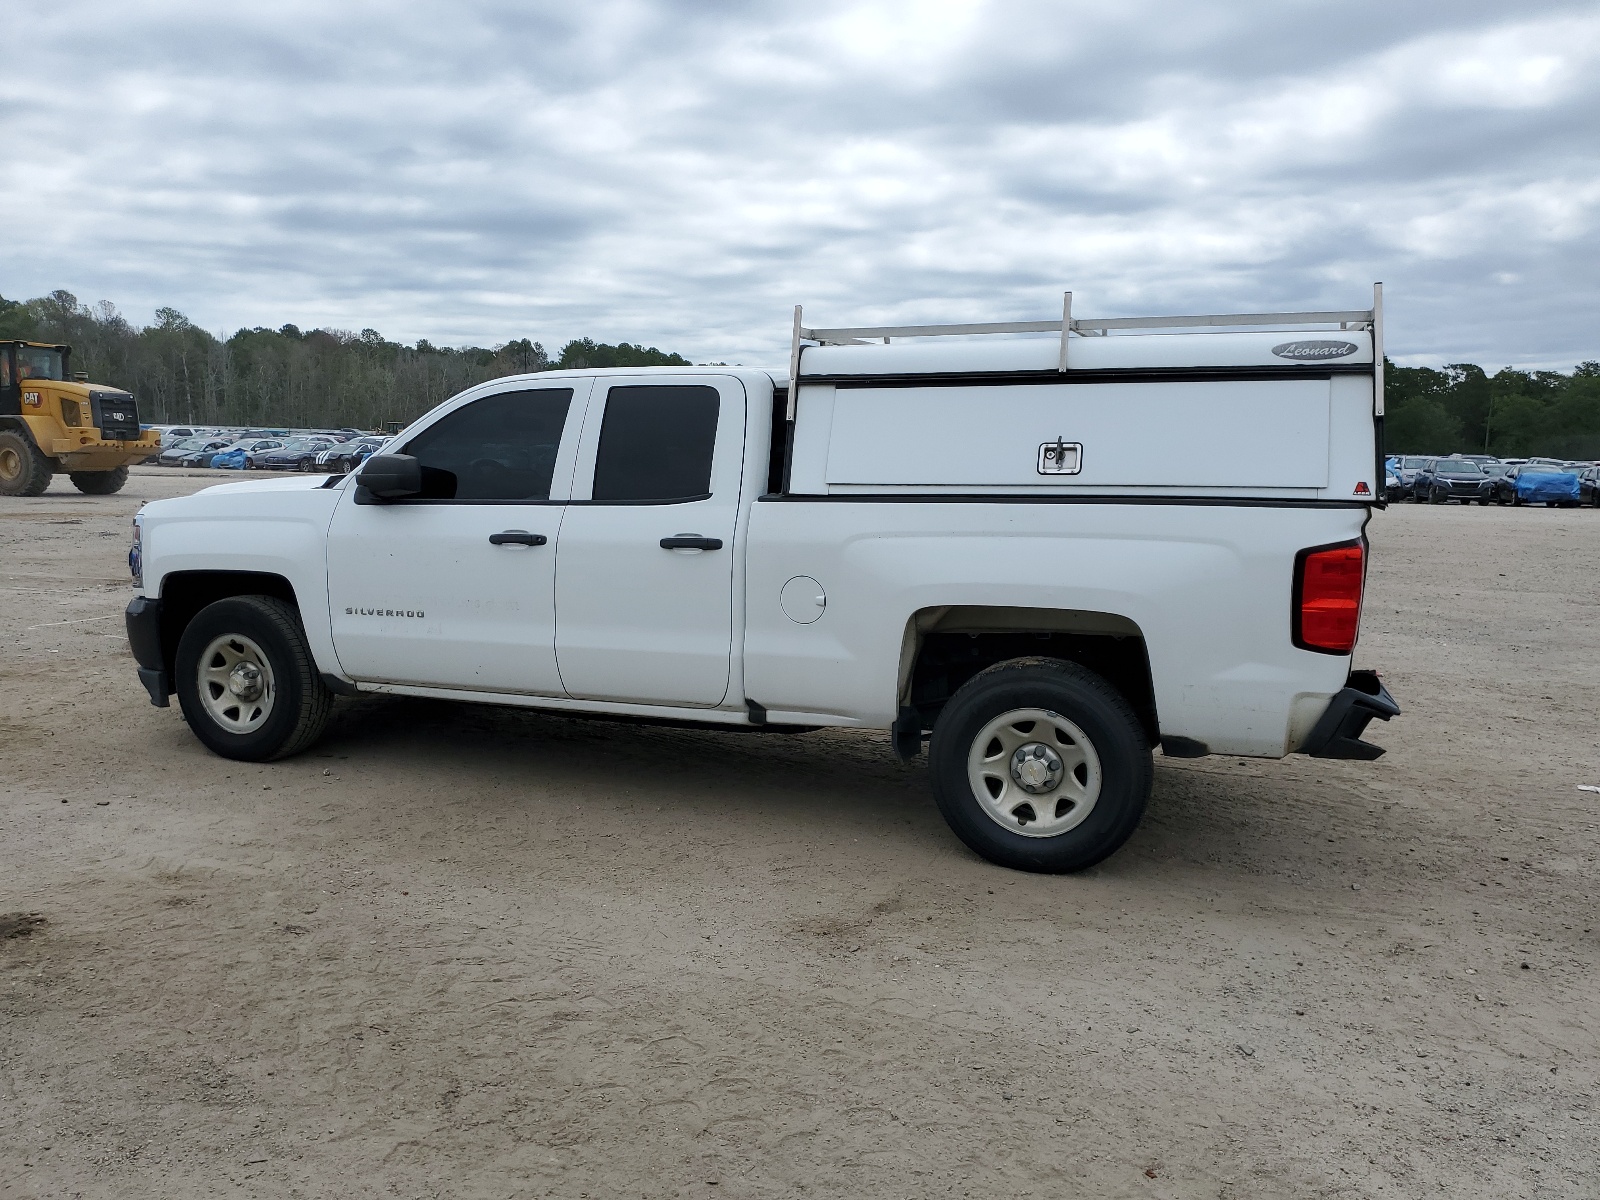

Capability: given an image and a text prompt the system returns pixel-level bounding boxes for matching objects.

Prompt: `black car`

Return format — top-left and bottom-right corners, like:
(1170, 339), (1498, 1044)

(250, 436), (339, 470)
(1579, 466), (1600, 507)
(1414, 458), (1491, 504)
(315, 436), (387, 472)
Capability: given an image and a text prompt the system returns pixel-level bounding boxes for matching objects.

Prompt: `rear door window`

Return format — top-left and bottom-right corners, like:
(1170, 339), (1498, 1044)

(402, 388), (574, 500)
(590, 385), (720, 502)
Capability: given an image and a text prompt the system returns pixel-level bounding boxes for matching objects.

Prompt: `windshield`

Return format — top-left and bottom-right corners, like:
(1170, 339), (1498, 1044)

(1481, 463), (1508, 476)
(1401, 457), (1428, 468)
(280, 437), (327, 450)
(1437, 462), (1483, 476)
(16, 345), (66, 381)
(1521, 466), (1570, 476)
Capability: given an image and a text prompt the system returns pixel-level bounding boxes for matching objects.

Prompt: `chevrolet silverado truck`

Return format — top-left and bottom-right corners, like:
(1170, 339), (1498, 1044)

(124, 291), (1400, 872)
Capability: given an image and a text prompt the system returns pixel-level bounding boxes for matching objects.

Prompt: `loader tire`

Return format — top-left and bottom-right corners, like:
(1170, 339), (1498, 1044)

(70, 466), (129, 495)
(174, 595), (334, 762)
(0, 430), (53, 497)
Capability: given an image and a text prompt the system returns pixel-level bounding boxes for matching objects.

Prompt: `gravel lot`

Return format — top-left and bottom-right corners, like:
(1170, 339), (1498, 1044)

(2, 468), (1597, 1199)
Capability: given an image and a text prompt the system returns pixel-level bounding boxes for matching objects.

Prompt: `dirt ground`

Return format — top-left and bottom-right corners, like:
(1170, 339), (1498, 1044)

(2, 467), (1596, 1199)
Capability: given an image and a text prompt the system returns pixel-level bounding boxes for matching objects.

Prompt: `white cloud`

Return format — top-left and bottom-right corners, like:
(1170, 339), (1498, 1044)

(1, 0), (1596, 368)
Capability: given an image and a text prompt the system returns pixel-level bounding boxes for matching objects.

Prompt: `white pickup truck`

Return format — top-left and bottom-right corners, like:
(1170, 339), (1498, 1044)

(125, 292), (1399, 872)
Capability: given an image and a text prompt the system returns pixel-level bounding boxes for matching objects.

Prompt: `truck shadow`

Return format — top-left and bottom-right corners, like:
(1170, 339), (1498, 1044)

(309, 693), (1377, 885)
(321, 691), (932, 815)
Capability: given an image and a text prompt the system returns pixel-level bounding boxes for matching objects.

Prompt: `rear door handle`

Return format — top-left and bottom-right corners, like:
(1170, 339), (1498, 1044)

(660, 535), (723, 551)
(489, 530), (547, 546)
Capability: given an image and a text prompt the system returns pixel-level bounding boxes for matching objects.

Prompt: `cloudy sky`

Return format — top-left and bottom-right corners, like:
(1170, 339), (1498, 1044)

(4, 0), (1597, 367)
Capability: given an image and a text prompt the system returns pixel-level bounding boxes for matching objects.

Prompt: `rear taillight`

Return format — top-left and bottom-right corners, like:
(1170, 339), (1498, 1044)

(1293, 540), (1365, 654)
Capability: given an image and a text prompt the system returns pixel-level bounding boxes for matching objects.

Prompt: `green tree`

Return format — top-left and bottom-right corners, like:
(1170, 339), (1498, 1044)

(1385, 397), (1462, 453)
(557, 338), (690, 369)
(0, 293), (38, 339)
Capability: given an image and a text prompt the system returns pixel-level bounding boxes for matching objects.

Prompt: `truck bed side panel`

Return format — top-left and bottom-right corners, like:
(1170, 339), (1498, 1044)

(742, 500), (1365, 757)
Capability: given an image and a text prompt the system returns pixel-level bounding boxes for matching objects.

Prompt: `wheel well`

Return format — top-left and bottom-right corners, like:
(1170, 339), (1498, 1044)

(158, 571), (298, 678)
(901, 606), (1158, 743)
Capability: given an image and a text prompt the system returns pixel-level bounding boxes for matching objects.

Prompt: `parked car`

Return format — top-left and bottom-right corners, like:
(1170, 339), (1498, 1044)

(1415, 458), (1492, 504)
(205, 438), (284, 468)
(1492, 463), (1582, 506)
(1390, 455), (1430, 493)
(1577, 466), (1600, 507)
(158, 437), (232, 467)
(315, 436), (388, 473)
(1384, 466), (1405, 502)
(250, 436), (339, 471)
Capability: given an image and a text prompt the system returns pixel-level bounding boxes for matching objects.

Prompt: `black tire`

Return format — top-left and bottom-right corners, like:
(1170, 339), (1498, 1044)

(0, 429), (53, 497)
(298, 457), (314, 472)
(174, 595), (334, 762)
(1428, 488), (1444, 504)
(69, 466), (129, 495)
(927, 658), (1152, 873)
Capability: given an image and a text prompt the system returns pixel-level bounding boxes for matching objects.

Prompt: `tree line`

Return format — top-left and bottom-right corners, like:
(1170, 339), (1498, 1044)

(4, 287), (1597, 456)
(0, 289), (689, 432)
(1385, 361), (1600, 459)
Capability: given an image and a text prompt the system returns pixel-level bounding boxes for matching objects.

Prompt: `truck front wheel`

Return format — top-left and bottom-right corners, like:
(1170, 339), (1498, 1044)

(174, 595), (334, 762)
(928, 658), (1152, 873)
(0, 430), (53, 497)
(69, 466), (129, 495)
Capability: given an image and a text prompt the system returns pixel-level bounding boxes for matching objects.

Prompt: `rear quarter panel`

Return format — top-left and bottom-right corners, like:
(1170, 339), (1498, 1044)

(743, 500), (1366, 755)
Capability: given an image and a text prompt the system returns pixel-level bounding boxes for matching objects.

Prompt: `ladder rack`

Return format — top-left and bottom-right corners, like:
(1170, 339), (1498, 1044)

(787, 284), (1384, 399)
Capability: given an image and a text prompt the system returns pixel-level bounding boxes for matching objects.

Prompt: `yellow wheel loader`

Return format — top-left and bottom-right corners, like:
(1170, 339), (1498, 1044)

(0, 341), (158, 496)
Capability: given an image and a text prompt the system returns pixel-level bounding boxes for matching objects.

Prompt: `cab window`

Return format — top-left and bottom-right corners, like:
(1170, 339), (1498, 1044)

(402, 388), (574, 501)
(17, 346), (65, 381)
(590, 385), (719, 503)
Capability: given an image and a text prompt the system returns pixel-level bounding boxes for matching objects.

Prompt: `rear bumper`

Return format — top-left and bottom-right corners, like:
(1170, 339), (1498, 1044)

(125, 596), (171, 707)
(1300, 670), (1400, 760)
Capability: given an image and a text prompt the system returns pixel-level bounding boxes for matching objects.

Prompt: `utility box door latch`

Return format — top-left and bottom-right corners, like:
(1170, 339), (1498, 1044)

(1037, 438), (1083, 475)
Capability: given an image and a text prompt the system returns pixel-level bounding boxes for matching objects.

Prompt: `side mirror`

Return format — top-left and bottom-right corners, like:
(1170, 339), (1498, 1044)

(355, 453), (422, 501)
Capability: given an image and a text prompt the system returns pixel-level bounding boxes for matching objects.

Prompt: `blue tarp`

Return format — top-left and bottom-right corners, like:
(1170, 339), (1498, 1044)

(210, 449), (249, 469)
(1516, 470), (1580, 503)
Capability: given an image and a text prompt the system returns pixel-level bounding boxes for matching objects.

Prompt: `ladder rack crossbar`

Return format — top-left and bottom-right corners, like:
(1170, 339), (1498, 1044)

(1083, 309), (1372, 332)
(802, 319), (1063, 341)
(801, 308), (1373, 345)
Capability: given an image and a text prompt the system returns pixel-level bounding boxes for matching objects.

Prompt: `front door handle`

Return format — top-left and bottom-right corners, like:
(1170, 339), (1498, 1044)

(489, 530), (547, 546)
(660, 535), (723, 551)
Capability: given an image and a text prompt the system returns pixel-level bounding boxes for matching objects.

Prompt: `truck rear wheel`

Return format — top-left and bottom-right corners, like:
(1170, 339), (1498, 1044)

(174, 595), (334, 762)
(69, 466), (129, 495)
(0, 430), (53, 497)
(928, 658), (1152, 873)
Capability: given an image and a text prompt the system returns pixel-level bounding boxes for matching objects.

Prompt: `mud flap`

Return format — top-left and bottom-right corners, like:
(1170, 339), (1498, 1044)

(1301, 670), (1400, 760)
